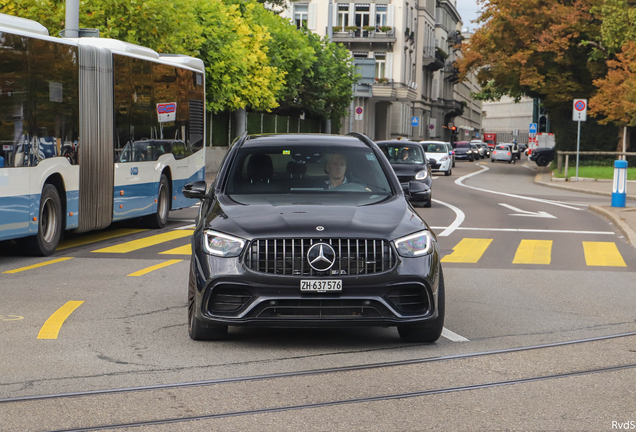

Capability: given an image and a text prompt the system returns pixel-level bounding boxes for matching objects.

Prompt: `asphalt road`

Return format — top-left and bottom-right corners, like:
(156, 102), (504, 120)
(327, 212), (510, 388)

(1, 157), (635, 431)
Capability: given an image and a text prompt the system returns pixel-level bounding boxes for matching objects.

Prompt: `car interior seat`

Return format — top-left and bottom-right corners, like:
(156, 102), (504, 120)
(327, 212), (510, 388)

(247, 154), (274, 184)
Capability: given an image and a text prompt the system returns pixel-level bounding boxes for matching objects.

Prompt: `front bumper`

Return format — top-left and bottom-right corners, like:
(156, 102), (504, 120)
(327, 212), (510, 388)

(431, 159), (451, 172)
(192, 244), (441, 328)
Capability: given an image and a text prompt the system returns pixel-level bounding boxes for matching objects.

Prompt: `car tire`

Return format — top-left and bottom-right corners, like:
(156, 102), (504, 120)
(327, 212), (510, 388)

(26, 184), (62, 256)
(491, 158), (494, 162)
(468, 156), (474, 162)
(188, 261), (228, 341)
(424, 197), (432, 208)
(452, 161), (455, 168)
(444, 168), (451, 176)
(536, 155), (550, 167)
(146, 174), (170, 229)
(398, 267), (445, 343)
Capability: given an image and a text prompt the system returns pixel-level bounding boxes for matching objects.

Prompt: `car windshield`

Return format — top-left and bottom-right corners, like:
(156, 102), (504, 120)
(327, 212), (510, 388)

(423, 143), (447, 153)
(455, 143), (469, 148)
(378, 144), (425, 164)
(225, 145), (393, 205)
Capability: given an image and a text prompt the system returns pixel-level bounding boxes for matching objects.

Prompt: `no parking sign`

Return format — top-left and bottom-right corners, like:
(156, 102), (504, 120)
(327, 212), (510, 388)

(355, 106), (364, 121)
(572, 99), (587, 121)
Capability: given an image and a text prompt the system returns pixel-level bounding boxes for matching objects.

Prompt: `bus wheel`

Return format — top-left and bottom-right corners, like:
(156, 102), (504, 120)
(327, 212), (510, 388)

(27, 184), (62, 256)
(147, 174), (170, 229)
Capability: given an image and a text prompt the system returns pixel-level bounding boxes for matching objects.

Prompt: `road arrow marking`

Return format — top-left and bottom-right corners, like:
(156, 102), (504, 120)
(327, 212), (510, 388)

(499, 203), (557, 218)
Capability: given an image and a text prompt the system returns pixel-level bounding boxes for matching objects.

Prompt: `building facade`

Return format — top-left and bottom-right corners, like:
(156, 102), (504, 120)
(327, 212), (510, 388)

(452, 30), (483, 141)
(281, 0), (475, 142)
(482, 96), (533, 143)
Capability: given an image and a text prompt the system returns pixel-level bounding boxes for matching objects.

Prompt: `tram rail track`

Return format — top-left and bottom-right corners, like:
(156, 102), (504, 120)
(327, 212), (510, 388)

(2, 330), (636, 405)
(2, 330), (636, 432)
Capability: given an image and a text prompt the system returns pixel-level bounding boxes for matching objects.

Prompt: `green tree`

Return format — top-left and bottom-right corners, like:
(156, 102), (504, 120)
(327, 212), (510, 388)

(0, 0), (202, 54)
(192, 0), (284, 112)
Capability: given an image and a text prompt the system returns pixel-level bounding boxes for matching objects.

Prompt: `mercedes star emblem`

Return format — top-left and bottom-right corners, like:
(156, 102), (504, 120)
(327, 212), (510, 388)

(306, 243), (336, 272)
(316, 226), (324, 231)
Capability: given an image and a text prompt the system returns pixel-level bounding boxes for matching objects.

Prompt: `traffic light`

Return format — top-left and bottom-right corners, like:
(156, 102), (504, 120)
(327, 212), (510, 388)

(450, 126), (458, 144)
(538, 115), (547, 133)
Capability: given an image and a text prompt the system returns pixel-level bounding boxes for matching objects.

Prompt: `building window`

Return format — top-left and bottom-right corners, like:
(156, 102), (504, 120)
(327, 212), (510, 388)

(294, 4), (309, 29)
(375, 53), (386, 79)
(353, 52), (369, 59)
(337, 4), (349, 31)
(375, 5), (387, 27)
(355, 4), (370, 28)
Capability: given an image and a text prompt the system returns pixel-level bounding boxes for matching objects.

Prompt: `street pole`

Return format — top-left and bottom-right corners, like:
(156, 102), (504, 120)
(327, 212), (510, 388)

(65, 0), (80, 38)
(325, 0), (333, 134)
(575, 119), (581, 181)
(623, 126), (627, 161)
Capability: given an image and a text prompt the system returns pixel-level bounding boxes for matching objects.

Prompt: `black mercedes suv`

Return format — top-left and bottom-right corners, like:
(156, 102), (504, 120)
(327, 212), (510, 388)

(183, 133), (445, 342)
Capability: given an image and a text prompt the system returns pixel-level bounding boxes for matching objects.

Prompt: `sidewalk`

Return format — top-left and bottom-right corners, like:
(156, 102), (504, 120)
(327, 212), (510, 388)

(533, 167), (636, 249)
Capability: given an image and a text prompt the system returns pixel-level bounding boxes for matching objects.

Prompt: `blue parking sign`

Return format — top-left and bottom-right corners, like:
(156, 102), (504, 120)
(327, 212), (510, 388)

(411, 116), (419, 127)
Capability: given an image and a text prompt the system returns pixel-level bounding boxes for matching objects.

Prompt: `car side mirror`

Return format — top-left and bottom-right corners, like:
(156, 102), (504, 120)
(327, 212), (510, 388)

(183, 181), (207, 200)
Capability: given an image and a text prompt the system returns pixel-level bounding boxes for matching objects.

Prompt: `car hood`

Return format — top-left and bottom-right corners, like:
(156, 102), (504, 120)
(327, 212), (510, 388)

(454, 147), (470, 154)
(390, 163), (427, 176)
(204, 195), (431, 241)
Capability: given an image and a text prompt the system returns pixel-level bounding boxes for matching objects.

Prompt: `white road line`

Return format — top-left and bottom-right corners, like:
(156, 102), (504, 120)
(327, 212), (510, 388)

(442, 328), (469, 342)
(454, 165), (585, 210)
(431, 199), (465, 237)
(429, 226), (615, 235)
(174, 223), (196, 230)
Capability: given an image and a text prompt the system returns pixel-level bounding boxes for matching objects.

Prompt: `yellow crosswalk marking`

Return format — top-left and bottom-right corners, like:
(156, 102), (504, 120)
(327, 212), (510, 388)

(128, 259), (183, 277)
(441, 238), (493, 263)
(513, 240), (552, 265)
(159, 244), (192, 255)
(57, 229), (148, 251)
(583, 242), (626, 267)
(38, 301), (84, 339)
(92, 230), (193, 253)
(2, 257), (74, 274)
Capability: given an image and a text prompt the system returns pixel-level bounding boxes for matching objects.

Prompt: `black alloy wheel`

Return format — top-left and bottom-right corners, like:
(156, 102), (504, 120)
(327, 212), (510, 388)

(536, 155), (550, 167)
(188, 260), (228, 341)
(27, 184), (62, 256)
(398, 267), (445, 342)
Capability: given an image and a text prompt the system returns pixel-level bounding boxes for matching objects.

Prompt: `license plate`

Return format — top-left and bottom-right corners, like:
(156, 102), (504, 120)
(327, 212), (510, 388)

(300, 279), (342, 292)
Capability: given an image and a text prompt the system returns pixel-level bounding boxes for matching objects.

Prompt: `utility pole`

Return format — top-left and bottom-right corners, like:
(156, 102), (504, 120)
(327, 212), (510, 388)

(64, 0), (79, 38)
(325, 0), (333, 134)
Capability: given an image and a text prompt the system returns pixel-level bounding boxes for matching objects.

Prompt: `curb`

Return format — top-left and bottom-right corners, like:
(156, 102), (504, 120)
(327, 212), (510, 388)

(589, 206), (636, 250)
(533, 174), (636, 202)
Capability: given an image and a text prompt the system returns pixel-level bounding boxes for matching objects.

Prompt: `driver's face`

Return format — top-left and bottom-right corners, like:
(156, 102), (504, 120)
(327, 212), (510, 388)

(326, 154), (347, 180)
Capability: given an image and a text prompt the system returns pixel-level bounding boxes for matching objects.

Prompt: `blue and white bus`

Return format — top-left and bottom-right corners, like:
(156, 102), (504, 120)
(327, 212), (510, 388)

(0, 13), (206, 255)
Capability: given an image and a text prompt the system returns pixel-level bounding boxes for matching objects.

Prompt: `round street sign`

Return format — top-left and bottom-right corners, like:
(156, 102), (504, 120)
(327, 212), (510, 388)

(429, 125), (434, 129)
(355, 107), (363, 115)
(575, 100), (586, 111)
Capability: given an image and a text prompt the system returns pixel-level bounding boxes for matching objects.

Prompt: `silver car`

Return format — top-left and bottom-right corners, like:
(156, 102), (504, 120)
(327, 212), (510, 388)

(491, 144), (515, 164)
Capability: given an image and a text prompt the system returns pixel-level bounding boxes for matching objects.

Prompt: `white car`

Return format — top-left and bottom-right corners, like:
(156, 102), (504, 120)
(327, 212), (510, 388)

(491, 144), (515, 164)
(420, 141), (453, 176)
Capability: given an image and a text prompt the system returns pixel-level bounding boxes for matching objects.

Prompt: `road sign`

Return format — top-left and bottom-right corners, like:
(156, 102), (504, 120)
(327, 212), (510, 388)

(411, 116), (419, 127)
(572, 99), (587, 121)
(355, 106), (363, 121)
(475, 132), (480, 138)
(529, 123), (537, 134)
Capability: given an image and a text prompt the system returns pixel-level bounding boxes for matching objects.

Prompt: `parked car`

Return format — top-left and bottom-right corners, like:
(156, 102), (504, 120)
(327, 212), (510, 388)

(377, 140), (433, 207)
(183, 133), (445, 343)
(453, 141), (476, 161)
(491, 144), (515, 164)
(529, 146), (555, 167)
(420, 141), (452, 176)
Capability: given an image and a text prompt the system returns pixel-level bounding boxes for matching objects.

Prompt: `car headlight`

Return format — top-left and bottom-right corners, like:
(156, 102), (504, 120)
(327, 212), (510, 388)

(415, 170), (428, 180)
(394, 231), (434, 257)
(439, 156), (448, 161)
(203, 230), (246, 257)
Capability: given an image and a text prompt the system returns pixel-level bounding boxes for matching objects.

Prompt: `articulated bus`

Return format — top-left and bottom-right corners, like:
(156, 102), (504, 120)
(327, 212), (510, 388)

(0, 13), (206, 255)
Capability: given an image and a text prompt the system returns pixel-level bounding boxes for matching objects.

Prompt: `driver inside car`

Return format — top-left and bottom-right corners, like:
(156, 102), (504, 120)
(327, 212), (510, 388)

(324, 153), (372, 191)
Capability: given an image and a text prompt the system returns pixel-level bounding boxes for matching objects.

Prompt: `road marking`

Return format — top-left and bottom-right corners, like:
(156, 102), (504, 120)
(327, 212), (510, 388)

(441, 238), (493, 263)
(128, 259), (183, 277)
(57, 229), (148, 251)
(499, 203), (556, 219)
(442, 327), (469, 342)
(455, 165), (584, 210)
(175, 224), (196, 230)
(2, 257), (74, 274)
(431, 199), (465, 237)
(159, 244), (192, 255)
(513, 240), (552, 265)
(583, 242), (627, 267)
(92, 230), (193, 253)
(429, 227), (614, 235)
(0, 315), (24, 322)
(37, 301), (84, 340)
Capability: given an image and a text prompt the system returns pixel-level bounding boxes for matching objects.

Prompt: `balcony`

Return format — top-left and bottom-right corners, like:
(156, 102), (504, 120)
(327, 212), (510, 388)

(331, 27), (397, 47)
(443, 61), (460, 83)
(422, 46), (444, 71)
(372, 80), (418, 101)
